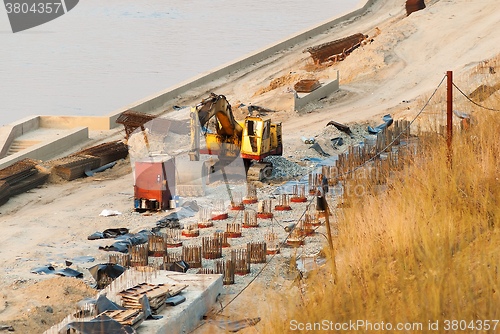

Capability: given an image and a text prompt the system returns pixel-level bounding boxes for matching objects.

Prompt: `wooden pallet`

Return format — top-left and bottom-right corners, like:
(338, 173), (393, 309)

(102, 309), (143, 328)
(118, 283), (188, 313)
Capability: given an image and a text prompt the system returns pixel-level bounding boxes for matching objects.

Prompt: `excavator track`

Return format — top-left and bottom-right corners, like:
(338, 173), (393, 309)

(247, 162), (273, 182)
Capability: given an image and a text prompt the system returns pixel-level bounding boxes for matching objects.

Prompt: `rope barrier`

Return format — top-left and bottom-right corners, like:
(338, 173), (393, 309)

(452, 82), (500, 112)
(324, 74), (447, 182)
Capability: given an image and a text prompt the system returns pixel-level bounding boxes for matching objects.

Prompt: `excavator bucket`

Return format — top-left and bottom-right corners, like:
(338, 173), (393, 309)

(175, 160), (207, 197)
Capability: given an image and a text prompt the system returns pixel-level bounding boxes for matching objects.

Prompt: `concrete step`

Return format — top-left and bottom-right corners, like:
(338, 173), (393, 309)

(6, 140), (41, 156)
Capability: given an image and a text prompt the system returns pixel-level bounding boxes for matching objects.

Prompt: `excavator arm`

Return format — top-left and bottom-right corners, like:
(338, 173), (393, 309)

(196, 93), (243, 137)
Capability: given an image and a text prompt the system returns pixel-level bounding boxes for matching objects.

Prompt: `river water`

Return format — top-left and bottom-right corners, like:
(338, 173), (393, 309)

(0, 0), (359, 127)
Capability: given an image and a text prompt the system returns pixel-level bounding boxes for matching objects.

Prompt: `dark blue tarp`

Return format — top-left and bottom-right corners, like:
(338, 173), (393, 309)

(368, 114), (393, 134)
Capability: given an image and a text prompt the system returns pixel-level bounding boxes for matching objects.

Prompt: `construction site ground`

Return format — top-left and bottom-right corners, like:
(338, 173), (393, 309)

(2, 0), (500, 332)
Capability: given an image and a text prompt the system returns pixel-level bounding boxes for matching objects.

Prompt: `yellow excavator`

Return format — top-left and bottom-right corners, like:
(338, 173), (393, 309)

(176, 93), (283, 196)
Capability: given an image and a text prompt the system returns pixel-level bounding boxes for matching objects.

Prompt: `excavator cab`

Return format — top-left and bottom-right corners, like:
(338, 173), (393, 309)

(176, 94), (283, 196)
(241, 117), (271, 159)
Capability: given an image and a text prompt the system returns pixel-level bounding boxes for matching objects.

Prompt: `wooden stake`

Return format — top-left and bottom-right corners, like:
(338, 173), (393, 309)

(323, 196), (337, 283)
(447, 70), (453, 165)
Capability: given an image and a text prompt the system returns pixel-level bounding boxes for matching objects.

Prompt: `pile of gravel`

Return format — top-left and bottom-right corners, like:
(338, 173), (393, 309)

(264, 156), (307, 178)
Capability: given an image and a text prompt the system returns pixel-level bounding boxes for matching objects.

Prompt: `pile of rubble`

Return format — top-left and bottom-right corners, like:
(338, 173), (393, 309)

(263, 156), (308, 178)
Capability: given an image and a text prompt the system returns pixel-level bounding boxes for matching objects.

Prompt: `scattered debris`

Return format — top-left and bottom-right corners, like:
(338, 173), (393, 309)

(247, 105), (277, 115)
(99, 230), (151, 253)
(31, 265), (55, 275)
(54, 267), (84, 278)
(326, 120), (352, 135)
(300, 157), (323, 162)
(454, 110), (471, 119)
(368, 114), (393, 134)
(85, 161), (118, 177)
(165, 260), (190, 273)
(96, 295), (126, 314)
(30, 265), (83, 278)
(331, 137), (344, 147)
(165, 295), (186, 306)
(88, 228), (129, 240)
(173, 105), (188, 111)
(0, 325), (14, 332)
(88, 264), (126, 289)
(301, 136), (315, 144)
(99, 209), (122, 217)
(309, 142), (330, 157)
(62, 313), (135, 334)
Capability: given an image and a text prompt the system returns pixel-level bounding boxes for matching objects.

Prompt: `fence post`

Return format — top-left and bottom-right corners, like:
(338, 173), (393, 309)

(447, 71), (453, 165)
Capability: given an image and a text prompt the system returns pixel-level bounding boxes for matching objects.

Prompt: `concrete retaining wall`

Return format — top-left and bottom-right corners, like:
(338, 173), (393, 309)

(105, 0), (376, 128)
(0, 116), (40, 159)
(294, 71), (340, 110)
(0, 127), (89, 170)
(40, 116), (112, 131)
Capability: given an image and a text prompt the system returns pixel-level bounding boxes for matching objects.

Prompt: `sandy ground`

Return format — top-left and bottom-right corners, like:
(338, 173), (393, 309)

(1, 0), (500, 332)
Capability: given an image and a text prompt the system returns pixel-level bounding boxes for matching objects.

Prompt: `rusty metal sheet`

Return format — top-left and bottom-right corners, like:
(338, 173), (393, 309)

(406, 0), (425, 16)
(47, 154), (101, 181)
(0, 180), (10, 206)
(0, 158), (38, 185)
(305, 33), (367, 64)
(294, 79), (321, 93)
(72, 141), (129, 166)
(326, 120), (352, 135)
(9, 171), (49, 196)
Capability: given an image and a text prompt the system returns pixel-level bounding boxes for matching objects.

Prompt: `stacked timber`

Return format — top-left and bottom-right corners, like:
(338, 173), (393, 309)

(102, 309), (143, 328)
(118, 283), (187, 314)
(46, 155), (100, 181)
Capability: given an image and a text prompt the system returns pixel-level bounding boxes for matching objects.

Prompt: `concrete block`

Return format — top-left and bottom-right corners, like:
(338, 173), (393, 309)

(294, 71), (340, 110)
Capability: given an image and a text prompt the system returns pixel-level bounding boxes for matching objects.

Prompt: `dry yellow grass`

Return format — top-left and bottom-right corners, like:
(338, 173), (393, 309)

(254, 85), (500, 333)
